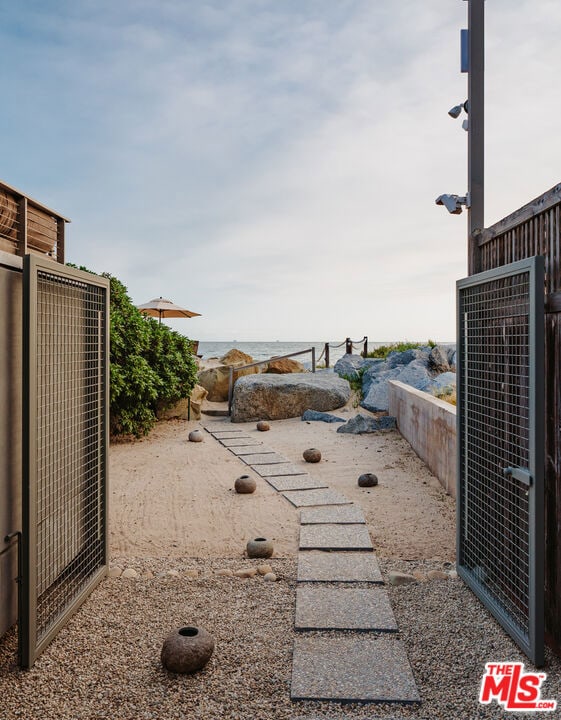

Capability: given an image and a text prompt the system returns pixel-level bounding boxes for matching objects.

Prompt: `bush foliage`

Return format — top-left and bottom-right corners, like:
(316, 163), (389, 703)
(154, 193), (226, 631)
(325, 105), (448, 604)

(365, 340), (436, 359)
(69, 265), (198, 437)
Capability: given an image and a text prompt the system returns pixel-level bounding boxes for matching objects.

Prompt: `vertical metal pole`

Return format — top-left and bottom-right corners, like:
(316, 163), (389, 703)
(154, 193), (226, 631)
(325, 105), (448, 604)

(467, 0), (485, 275)
(227, 366), (234, 415)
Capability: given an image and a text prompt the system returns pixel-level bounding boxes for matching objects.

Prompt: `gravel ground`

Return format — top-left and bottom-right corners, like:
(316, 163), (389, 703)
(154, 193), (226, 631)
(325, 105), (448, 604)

(1, 557), (560, 720)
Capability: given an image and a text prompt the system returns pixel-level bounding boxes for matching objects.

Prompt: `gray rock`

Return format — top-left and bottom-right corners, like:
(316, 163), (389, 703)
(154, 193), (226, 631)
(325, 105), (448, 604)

(426, 372), (457, 393)
(429, 346), (451, 373)
(361, 370), (399, 412)
(333, 353), (364, 380)
(231, 373), (351, 422)
(386, 349), (418, 369)
(448, 349), (457, 370)
(302, 409), (346, 423)
(361, 360), (432, 412)
(361, 364), (396, 397)
(377, 415), (397, 430)
(336, 414), (397, 434)
(395, 360), (432, 390)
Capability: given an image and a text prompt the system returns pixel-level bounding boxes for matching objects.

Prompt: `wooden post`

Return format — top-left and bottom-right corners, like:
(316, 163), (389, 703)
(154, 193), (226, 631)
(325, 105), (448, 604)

(363, 337), (368, 357)
(56, 219), (65, 264)
(325, 343), (330, 368)
(227, 367), (235, 415)
(311, 347), (316, 373)
(345, 338), (352, 354)
(16, 198), (27, 257)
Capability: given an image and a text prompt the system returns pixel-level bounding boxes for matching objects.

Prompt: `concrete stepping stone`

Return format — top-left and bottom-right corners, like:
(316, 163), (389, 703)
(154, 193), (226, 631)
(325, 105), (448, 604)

(228, 446), (275, 456)
(295, 586), (397, 631)
(299, 505), (366, 525)
(297, 551), (383, 583)
(264, 475), (328, 492)
(241, 453), (288, 465)
(202, 423), (236, 430)
(210, 431), (251, 438)
(220, 438), (263, 447)
(299, 524), (373, 551)
(290, 635), (420, 704)
(282, 489), (352, 508)
(253, 464), (307, 477)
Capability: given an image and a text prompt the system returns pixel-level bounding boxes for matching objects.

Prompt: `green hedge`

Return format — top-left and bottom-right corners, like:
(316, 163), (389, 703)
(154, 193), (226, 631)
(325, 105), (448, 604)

(69, 265), (198, 437)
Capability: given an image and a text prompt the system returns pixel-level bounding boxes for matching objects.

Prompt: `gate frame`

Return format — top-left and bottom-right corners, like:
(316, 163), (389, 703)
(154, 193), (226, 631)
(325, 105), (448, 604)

(21, 255), (110, 668)
(456, 255), (545, 666)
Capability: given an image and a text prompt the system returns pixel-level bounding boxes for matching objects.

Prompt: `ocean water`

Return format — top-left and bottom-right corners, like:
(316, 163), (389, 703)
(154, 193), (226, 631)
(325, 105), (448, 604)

(197, 340), (370, 366)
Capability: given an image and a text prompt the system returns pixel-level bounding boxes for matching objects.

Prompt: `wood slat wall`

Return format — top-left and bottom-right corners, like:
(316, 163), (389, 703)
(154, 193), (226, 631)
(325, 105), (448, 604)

(475, 182), (561, 654)
(0, 184), (67, 264)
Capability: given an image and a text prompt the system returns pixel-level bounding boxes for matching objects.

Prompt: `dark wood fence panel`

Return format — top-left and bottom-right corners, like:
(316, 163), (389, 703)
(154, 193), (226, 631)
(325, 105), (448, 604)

(475, 182), (561, 655)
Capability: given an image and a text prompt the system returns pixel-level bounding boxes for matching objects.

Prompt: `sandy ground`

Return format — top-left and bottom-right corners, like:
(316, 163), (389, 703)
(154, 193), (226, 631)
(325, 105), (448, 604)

(110, 406), (456, 562)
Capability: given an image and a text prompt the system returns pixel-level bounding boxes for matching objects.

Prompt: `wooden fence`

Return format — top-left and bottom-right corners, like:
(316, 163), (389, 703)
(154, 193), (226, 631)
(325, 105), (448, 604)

(473, 182), (561, 654)
(0, 179), (68, 263)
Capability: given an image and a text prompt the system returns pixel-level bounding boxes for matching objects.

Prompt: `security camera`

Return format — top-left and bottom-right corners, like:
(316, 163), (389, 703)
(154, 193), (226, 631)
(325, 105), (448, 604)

(435, 194), (468, 215)
(448, 100), (469, 119)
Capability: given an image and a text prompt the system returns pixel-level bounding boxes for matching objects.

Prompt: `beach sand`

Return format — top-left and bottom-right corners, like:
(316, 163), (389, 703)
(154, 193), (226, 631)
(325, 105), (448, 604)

(4, 403), (561, 720)
(109, 407), (456, 562)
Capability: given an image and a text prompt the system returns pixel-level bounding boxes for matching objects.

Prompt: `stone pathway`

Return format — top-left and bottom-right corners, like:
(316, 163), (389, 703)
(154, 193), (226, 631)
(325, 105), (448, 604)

(203, 422), (420, 708)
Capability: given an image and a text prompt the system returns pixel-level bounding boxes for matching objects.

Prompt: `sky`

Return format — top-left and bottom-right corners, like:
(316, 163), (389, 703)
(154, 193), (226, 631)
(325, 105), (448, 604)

(2, 0), (561, 342)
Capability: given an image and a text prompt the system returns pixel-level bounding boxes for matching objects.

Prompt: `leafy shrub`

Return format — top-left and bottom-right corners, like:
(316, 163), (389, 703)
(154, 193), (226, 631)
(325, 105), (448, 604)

(340, 368), (365, 406)
(365, 340), (436, 359)
(69, 265), (198, 437)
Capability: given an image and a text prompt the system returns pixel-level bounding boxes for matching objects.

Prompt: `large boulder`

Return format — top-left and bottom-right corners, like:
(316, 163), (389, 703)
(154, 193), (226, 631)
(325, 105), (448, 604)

(265, 358), (306, 374)
(220, 348), (254, 366)
(426, 372), (457, 393)
(157, 384), (208, 421)
(198, 364), (260, 402)
(361, 360), (432, 412)
(428, 346), (450, 374)
(333, 353), (364, 380)
(231, 373), (351, 422)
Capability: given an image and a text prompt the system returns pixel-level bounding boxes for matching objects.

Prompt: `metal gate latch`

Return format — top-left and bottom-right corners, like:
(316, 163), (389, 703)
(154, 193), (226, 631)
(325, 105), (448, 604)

(503, 466), (533, 487)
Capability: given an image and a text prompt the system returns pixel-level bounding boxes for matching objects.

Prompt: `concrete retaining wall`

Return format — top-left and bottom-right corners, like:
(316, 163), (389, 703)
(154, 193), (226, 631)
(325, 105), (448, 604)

(388, 380), (456, 498)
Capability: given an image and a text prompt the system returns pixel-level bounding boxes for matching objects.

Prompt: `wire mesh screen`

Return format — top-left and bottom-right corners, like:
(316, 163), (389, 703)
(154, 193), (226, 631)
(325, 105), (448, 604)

(457, 257), (544, 665)
(22, 258), (109, 667)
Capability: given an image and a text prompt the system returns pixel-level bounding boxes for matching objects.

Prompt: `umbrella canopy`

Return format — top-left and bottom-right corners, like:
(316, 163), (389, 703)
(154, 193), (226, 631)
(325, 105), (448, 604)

(137, 297), (201, 323)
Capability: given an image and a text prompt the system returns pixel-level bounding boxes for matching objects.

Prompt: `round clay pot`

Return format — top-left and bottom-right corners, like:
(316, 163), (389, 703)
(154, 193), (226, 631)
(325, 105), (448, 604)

(303, 448), (321, 463)
(256, 420), (270, 432)
(161, 625), (214, 674)
(358, 472), (378, 487)
(234, 475), (257, 494)
(246, 537), (274, 559)
(188, 430), (204, 443)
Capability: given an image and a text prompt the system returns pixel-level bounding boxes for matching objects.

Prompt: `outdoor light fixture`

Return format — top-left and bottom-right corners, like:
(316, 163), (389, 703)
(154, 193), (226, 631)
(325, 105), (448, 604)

(435, 193), (470, 215)
(448, 100), (469, 119)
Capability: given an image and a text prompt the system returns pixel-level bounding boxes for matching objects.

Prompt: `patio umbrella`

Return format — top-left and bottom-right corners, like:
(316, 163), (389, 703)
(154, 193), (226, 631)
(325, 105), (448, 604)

(137, 297), (202, 324)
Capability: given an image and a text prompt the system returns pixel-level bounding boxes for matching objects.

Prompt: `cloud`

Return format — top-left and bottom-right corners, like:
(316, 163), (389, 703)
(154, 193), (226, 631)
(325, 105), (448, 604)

(1, 1), (560, 340)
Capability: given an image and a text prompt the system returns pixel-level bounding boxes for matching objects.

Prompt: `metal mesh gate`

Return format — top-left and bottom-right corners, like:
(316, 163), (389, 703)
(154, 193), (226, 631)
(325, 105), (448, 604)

(457, 256), (545, 665)
(21, 256), (109, 667)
